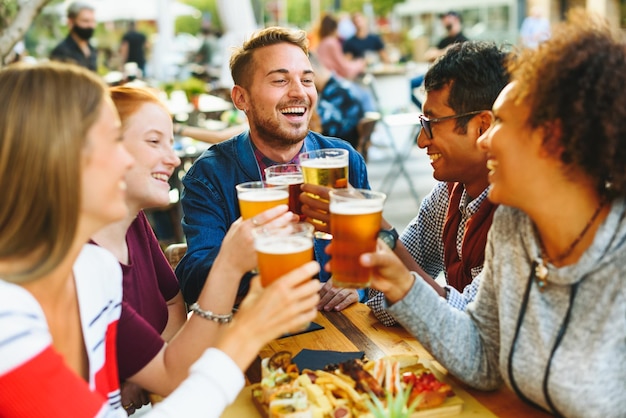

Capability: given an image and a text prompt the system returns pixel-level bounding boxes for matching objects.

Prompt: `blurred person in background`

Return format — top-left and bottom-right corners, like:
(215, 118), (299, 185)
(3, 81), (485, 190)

(194, 26), (221, 77)
(520, 5), (551, 49)
(119, 21), (147, 78)
(343, 12), (389, 65)
(337, 12), (356, 43)
(315, 13), (366, 81)
(50, 1), (97, 71)
(424, 11), (469, 62)
(308, 52), (365, 150)
(410, 11), (469, 109)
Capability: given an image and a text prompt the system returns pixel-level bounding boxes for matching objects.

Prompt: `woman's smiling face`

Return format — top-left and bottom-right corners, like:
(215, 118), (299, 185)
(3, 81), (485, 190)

(477, 82), (542, 208)
(121, 102), (180, 210)
(81, 98), (134, 229)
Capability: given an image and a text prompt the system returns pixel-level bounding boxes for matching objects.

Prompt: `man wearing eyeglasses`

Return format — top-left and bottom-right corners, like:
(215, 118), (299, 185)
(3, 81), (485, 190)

(366, 41), (510, 326)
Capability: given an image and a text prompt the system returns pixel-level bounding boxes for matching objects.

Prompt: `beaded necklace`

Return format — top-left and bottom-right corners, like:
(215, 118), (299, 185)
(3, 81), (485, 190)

(534, 200), (606, 291)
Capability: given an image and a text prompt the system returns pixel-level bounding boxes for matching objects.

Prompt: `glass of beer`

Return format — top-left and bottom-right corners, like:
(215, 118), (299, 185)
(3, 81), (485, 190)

(252, 222), (315, 287)
(299, 149), (349, 238)
(299, 148), (349, 189)
(329, 189), (386, 288)
(236, 181), (289, 220)
(265, 164), (304, 220)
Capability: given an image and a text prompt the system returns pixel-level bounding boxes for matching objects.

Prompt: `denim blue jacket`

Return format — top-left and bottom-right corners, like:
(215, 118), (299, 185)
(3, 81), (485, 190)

(175, 130), (370, 304)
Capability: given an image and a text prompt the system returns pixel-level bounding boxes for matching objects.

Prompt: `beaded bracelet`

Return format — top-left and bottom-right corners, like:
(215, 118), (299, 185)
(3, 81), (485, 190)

(189, 302), (233, 324)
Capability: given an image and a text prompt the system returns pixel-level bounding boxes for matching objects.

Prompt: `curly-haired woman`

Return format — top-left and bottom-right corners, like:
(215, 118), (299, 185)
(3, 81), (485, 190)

(351, 9), (626, 417)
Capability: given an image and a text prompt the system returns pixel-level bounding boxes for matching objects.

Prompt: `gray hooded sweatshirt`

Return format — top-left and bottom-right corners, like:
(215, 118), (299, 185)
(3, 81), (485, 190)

(387, 199), (626, 418)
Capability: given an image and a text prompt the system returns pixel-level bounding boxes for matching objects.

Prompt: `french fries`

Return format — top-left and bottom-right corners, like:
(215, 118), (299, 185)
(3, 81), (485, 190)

(255, 353), (453, 418)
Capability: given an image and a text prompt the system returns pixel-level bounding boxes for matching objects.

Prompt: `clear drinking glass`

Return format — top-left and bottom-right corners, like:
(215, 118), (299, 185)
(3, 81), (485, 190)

(252, 222), (315, 288)
(328, 188), (386, 288)
(235, 181), (289, 220)
(264, 164), (304, 220)
(299, 149), (349, 238)
(299, 148), (349, 189)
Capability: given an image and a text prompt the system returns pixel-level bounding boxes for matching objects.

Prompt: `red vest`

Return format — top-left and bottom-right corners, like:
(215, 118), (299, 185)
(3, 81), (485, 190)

(442, 183), (497, 291)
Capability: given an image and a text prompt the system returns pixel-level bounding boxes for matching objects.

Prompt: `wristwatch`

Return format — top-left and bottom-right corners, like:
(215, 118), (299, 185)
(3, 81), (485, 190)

(378, 227), (399, 250)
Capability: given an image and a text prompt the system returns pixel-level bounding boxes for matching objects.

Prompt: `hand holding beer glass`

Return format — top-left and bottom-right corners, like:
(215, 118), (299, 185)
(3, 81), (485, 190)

(264, 164), (304, 220)
(236, 181), (289, 220)
(253, 222), (316, 331)
(299, 148), (349, 190)
(252, 222), (315, 287)
(299, 149), (349, 238)
(329, 189), (386, 288)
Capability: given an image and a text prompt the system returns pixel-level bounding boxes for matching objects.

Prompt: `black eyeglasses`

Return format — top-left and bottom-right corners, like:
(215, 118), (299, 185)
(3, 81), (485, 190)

(419, 110), (486, 139)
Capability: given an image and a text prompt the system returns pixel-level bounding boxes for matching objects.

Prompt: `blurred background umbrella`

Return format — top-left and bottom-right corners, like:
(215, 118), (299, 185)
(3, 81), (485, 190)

(43, 0), (201, 22)
(93, 0), (201, 22)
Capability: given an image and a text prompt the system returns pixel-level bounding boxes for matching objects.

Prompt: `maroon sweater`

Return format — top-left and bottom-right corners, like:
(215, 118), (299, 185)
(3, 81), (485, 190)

(442, 183), (498, 291)
(94, 212), (181, 380)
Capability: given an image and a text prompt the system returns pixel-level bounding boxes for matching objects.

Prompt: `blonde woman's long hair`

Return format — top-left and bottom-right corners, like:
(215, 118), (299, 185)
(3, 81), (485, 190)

(0, 62), (107, 283)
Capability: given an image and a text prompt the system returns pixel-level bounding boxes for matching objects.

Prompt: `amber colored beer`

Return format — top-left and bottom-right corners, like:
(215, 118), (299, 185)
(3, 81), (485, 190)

(265, 173), (304, 217)
(300, 160), (349, 189)
(236, 181), (289, 220)
(299, 148), (349, 189)
(255, 235), (314, 287)
(329, 190), (385, 288)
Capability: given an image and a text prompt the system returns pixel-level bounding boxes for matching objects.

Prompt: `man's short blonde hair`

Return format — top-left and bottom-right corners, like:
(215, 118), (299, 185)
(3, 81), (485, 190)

(230, 26), (309, 89)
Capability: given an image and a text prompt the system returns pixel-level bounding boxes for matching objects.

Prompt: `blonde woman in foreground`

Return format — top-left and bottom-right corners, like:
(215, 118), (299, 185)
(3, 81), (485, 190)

(0, 61), (320, 417)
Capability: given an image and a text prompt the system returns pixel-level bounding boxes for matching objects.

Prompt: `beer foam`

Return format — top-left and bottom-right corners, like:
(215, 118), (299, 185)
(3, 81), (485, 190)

(266, 174), (303, 185)
(256, 236), (313, 254)
(330, 201), (383, 215)
(239, 189), (289, 201)
(300, 159), (348, 169)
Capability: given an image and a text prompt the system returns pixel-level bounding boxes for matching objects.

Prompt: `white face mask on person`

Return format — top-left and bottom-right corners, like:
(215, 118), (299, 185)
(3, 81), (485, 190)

(73, 25), (94, 41)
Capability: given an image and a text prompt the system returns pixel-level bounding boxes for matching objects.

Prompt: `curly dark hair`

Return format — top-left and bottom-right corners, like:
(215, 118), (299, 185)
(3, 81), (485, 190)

(424, 41), (510, 133)
(508, 9), (626, 198)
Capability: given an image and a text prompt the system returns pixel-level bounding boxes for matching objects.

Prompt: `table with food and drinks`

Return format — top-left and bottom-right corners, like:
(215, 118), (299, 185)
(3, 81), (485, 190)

(225, 148), (546, 418)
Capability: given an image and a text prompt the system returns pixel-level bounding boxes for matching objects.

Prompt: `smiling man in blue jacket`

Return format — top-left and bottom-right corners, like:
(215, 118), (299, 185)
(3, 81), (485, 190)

(176, 27), (370, 311)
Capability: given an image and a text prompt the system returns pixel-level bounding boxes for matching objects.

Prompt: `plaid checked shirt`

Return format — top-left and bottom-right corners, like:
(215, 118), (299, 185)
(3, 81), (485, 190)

(367, 181), (488, 326)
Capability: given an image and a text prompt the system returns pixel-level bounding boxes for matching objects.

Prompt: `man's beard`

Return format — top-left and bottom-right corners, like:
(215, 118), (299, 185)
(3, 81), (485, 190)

(249, 108), (310, 149)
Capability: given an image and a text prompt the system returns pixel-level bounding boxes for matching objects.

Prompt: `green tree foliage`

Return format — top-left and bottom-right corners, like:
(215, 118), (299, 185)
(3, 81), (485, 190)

(290, 0), (404, 24)
(177, 0), (220, 34)
(175, 0), (405, 33)
(0, 0), (19, 30)
(0, 0), (53, 66)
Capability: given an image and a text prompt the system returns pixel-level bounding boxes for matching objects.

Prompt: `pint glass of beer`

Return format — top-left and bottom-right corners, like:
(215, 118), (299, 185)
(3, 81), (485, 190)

(253, 222), (315, 287)
(299, 149), (349, 237)
(299, 148), (349, 189)
(236, 181), (289, 220)
(265, 164), (304, 218)
(329, 189), (386, 288)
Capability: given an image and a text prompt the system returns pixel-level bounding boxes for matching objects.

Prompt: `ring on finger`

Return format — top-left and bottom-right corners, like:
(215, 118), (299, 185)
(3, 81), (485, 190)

(123, 402), (134, 410)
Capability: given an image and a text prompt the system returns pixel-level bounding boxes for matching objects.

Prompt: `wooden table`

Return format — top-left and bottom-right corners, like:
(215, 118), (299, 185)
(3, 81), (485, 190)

(224, 303), (549, 418)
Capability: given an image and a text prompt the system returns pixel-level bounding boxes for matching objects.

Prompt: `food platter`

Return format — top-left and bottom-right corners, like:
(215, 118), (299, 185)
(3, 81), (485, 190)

(252, 353), (463, 418)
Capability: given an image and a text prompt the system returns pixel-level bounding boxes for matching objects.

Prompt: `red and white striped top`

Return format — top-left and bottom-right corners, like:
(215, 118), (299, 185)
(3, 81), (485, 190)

(0, 245), (124, 417)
